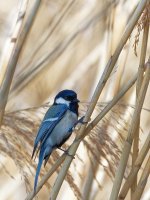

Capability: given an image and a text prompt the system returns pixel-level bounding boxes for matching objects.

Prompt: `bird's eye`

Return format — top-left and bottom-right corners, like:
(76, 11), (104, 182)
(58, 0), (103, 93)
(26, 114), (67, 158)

(65, 96), (73, 101)
(64, 96), (69, 100)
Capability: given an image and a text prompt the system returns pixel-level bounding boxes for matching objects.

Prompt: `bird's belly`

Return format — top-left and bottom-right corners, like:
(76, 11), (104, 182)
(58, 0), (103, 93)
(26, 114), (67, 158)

(50, 110), (78, 146)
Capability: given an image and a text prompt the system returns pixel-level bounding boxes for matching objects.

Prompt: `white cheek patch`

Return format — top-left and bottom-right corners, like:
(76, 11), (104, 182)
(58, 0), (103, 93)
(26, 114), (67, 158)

(56, 97), (70, 107)
(43, 117), (58, 122)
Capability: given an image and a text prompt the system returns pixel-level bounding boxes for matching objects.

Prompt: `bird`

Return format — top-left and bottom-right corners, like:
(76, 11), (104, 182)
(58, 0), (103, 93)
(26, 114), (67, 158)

(32, 89), (80, 191)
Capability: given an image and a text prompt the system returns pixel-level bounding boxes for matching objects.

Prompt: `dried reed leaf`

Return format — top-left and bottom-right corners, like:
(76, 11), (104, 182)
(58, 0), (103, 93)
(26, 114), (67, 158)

(133, 2), (150, 56)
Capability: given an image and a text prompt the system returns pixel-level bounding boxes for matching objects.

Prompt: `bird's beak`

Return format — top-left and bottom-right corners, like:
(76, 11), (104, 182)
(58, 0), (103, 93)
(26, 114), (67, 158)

(74, 99), (80, 103)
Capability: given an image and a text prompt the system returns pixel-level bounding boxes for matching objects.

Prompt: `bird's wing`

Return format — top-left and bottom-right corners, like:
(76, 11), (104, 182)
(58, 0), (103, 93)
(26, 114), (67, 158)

(32, 104), (68, 159)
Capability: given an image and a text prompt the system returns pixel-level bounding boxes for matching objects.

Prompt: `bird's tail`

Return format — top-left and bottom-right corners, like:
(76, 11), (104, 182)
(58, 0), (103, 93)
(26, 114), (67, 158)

(34, 145), (52, 192)
(34, 149), (44, 192)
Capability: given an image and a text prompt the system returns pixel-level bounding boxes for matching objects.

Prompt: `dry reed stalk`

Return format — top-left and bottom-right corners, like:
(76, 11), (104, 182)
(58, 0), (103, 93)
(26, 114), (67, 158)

(119, 132), (150, 199)
(82, 74), (137, 139)
(132, 156), (150, 200)
(49, 1), (149, 199)
(82, 162), (98, 200)
(26, 70), (137, 200)
(106, 3), (116, 59)
(131, 7), (149, 197)
(22, 0), (76, 70)
(0, 0), (29, 85)
(0, 0), (29, 123)
(0, 0), (42, 126)
(109, 59), (150, 200)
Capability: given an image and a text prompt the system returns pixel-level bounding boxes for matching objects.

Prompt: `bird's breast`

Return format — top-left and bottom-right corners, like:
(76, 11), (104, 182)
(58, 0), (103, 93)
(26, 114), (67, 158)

(49, 110), (78, 146)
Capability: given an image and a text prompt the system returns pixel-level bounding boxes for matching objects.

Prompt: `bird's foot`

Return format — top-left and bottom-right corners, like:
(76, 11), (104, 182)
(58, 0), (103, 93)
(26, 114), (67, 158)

(68, 116), (89, 133)
(58, 147), (75, 159)
(77, 116), (89, 124)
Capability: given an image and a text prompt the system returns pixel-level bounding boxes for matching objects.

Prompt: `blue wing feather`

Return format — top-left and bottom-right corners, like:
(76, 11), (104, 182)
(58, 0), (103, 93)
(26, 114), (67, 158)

(32, 104), (68, 191)
(32, 104), (68, 159)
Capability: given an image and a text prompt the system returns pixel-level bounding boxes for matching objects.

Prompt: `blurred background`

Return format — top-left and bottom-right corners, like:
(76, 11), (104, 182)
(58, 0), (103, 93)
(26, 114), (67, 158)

(0, 0), (149, 200)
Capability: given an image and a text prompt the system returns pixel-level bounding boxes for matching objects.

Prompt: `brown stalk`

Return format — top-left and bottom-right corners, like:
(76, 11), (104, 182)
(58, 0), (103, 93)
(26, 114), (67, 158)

(0, 0), (42, 127)
(132, 156), (150, 200)
(131, 9), (149, 197)
(82, 162), (98, 200)
(82, 6), (117, 195)
(81, 74), (137, 140)
(26, 69), (137, 200)
(119, 132), (150, 199)
(0, 0), (29, 85)
(0, 0), (29, 123)
(109, 58), (150, 200)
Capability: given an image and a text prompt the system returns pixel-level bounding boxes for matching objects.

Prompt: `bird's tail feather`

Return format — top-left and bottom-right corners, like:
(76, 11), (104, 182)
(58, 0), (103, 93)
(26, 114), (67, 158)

(34, 145), (52, 192)
(44, 153), (51, 167)
(34, 149), (44, 192)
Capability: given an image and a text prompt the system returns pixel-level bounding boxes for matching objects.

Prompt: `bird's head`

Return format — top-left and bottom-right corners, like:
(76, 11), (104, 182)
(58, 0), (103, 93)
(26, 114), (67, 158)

(54, 89), (80, 108)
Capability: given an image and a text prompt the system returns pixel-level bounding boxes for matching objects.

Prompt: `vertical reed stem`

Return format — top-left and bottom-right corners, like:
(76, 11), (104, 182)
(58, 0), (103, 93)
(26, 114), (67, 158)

(0, 0), (41, 127)
(131, 15), (149, 198)
(109, 59), (150, 200)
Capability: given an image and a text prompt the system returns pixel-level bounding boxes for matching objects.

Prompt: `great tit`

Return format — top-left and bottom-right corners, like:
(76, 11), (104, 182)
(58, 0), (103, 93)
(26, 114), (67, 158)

(32, 89), (80, 191)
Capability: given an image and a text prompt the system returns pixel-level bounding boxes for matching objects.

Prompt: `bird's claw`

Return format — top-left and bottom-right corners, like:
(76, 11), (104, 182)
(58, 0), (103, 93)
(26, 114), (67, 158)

(68, 116), (89, 133)
(65, 150), (75, 159)
(58, 147), (75, 159)
(78, 116), (88, 124)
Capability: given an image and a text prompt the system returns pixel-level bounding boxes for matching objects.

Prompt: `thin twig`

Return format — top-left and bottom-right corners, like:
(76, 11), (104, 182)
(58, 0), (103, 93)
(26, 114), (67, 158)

(109, 58), (150, 200)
